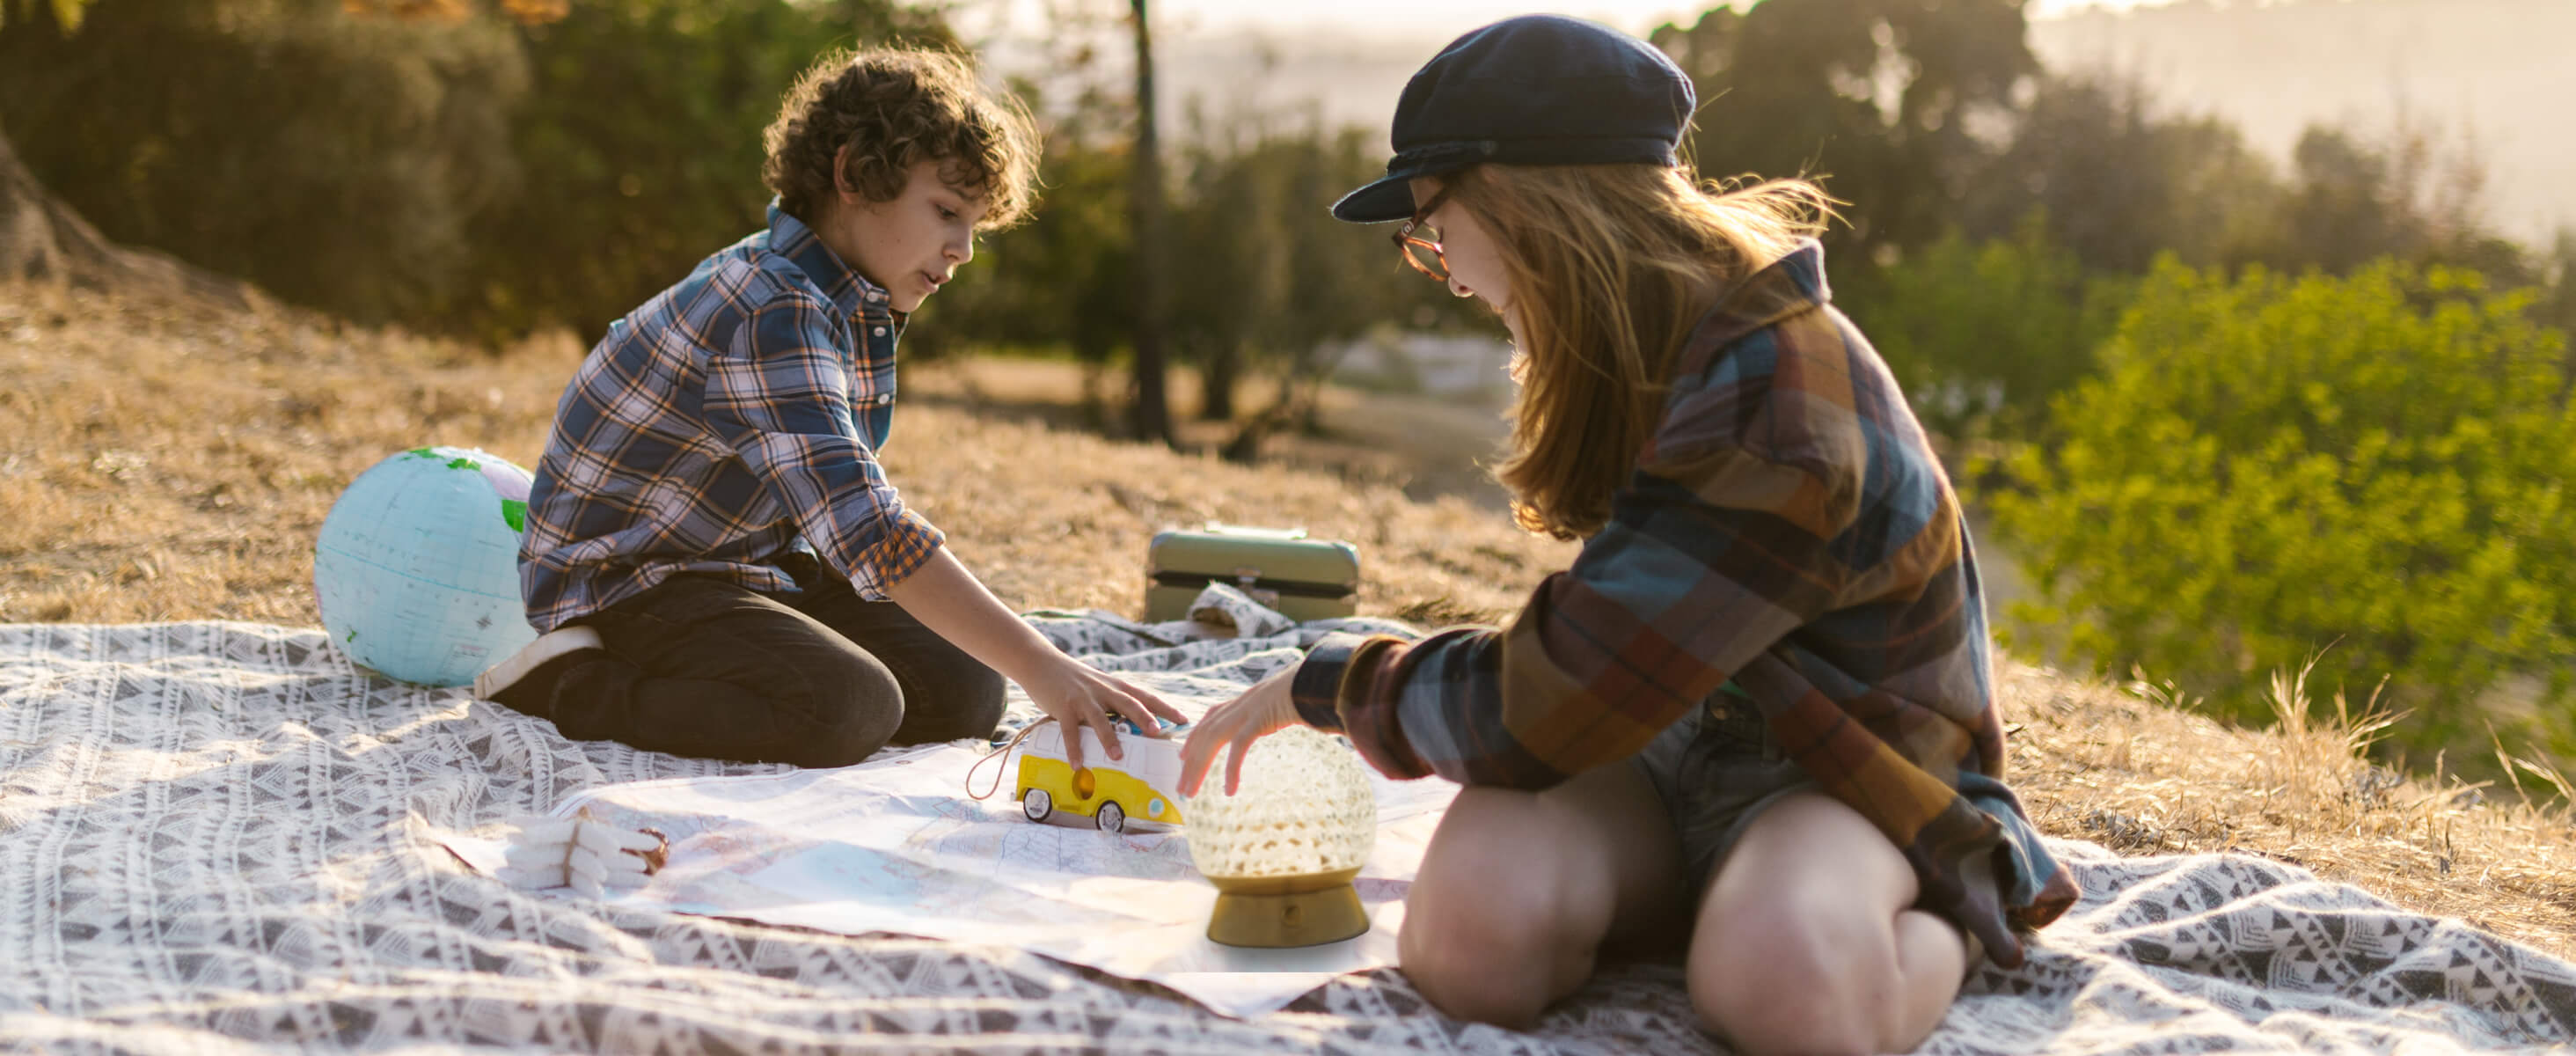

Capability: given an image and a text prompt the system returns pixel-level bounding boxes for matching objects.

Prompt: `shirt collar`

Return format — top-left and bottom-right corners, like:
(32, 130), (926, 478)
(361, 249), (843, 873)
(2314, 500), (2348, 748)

(1678, 238), (1833, 369)
(765, 199), (892, 319)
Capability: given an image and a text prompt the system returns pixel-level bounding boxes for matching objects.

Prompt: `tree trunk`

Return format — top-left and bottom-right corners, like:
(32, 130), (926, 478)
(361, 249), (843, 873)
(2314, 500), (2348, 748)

(1198, 341), (1239, 421)
(0, 121), (250, 306)
(1125, 0), (1174, 446)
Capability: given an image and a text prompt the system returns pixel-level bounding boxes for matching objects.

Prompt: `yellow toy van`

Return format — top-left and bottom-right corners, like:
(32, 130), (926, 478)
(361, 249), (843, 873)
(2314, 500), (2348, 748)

(1013, 716), (1189, 834)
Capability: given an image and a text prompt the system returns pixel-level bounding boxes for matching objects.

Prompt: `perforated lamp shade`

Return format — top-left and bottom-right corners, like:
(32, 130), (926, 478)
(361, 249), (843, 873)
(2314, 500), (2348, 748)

(1182, 726), (1377, 947)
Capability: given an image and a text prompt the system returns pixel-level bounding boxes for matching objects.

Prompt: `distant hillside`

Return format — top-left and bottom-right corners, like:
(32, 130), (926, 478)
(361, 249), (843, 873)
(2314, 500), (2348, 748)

(1116, 0), (2572, 249)
(2033, 0), (2576, 246)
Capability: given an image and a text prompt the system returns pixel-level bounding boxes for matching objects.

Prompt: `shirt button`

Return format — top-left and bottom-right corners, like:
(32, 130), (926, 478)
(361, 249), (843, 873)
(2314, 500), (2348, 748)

(872, 326), (886, 336)
(876, 394), (892, 407)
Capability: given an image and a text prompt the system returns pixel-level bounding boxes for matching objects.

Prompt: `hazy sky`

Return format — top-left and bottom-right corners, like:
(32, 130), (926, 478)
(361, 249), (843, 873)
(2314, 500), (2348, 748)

(1155, 0), (2169, 37)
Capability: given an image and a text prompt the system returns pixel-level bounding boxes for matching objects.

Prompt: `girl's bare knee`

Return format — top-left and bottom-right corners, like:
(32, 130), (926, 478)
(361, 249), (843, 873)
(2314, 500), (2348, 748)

(1399, 798), (1610, 1027)
(1685, 792), (1963, 1053)
(1399, 892), (1583, 1027)
(1397, 775), (1678, 1028)
(1692, 984), (1881, 1056)
(1689, 912), (1899, 1056)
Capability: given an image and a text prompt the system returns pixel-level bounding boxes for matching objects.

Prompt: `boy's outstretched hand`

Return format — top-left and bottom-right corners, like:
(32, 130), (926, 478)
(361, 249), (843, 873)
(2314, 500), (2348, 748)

(1022, 657), (1185, 772)
(1177, 666), (1302, 798)
(878, 548), (1182, 772)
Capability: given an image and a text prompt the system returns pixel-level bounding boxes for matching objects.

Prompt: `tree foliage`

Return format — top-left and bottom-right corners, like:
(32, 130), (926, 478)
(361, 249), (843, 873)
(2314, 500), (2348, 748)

(915, 34), (1494, 446)
(1841, 62), (2572, 446)
(1651, 0), (2037, 257)
(1841, 218), (2126, 441)
(909, 131), (1136, 363)
(0, 0), (936, 334)
(1961, 71), (2281, 275)
(1990, 259), (2576, 757)
(1164, 121), (1481, 422)
(463, 0), (942, 338)
(0, 0), (527, 324)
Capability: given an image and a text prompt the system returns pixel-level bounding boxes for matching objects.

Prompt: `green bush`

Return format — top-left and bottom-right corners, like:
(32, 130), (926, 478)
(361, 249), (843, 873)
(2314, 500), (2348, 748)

(1988, 258), (2576, 756)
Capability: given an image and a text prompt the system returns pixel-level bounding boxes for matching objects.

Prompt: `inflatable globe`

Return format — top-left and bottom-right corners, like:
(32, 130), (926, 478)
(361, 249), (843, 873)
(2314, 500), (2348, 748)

(313, 446), (538, 687)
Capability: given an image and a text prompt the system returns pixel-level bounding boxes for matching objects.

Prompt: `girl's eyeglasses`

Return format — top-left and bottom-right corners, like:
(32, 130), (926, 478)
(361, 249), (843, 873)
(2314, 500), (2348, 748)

(1391, 187), (1453, 282)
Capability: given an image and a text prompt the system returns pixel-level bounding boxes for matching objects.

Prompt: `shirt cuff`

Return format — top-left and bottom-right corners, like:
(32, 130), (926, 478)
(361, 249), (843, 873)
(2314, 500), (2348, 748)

(851, 505), (946, 599)
(1291, 632), (1369, 730)
(1292, 631), (1412, 730)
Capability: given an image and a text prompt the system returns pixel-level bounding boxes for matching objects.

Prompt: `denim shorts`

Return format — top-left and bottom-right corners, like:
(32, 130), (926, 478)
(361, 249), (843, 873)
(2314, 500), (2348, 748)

(1630, 692), (1819, 888)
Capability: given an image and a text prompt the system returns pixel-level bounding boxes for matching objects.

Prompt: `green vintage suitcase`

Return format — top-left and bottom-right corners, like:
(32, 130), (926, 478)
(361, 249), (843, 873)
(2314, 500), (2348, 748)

(1145, 524), (1362, 622)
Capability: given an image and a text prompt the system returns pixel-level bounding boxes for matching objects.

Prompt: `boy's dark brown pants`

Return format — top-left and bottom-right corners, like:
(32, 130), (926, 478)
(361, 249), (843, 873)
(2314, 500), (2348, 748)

(506, 554), (1006, 768)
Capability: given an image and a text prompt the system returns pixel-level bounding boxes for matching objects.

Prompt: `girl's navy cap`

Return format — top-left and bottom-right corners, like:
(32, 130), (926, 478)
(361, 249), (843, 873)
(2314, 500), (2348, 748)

(1330, 14), (1695, 224)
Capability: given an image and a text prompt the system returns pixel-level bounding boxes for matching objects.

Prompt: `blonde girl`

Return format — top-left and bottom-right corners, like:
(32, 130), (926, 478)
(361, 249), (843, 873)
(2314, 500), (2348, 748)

(1177, 16), (2076, 1055)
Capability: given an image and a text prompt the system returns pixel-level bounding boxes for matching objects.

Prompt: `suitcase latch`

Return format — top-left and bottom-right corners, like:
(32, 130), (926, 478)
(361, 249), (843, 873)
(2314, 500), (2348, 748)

(1231, 566), (1280, 608)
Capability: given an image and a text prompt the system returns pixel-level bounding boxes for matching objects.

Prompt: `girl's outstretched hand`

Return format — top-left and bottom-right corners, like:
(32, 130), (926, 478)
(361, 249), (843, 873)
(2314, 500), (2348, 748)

(1177, 666), (1304, 797)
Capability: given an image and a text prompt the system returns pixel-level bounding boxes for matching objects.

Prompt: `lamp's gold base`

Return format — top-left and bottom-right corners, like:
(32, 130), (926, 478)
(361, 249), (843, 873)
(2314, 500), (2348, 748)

(1204, 868), (1368, 948)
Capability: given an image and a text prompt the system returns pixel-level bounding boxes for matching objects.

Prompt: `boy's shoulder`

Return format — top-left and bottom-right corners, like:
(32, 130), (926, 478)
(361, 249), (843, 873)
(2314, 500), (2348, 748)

(705, 221), (842, 311)
(630, 216), (851, 340)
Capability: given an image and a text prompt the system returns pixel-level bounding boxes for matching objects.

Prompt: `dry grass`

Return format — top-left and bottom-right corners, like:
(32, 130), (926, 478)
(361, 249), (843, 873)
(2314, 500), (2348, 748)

(4, 279), (2570, 959)
(0, 284), (564, 624)
(2003, 659), (2576, 957)
(0, 282), (1569, 625)
(905, 356), (1525, 511)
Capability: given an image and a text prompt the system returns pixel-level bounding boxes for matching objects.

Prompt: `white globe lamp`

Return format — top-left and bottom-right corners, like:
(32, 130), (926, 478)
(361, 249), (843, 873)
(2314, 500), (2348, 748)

(1182, 725), (1377, 947)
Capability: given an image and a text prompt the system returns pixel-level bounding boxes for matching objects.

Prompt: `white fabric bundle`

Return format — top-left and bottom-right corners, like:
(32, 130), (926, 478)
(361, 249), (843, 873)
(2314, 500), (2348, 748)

(495, 813), (668, 897)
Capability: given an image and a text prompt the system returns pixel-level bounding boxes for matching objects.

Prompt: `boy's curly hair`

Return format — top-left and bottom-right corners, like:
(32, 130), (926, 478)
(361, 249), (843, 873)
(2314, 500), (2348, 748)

(763, 48), (1040, 231)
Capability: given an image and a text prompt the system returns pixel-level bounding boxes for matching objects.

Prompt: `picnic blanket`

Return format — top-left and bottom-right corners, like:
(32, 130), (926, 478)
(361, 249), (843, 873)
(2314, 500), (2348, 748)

(4, 617), (2574, 1053)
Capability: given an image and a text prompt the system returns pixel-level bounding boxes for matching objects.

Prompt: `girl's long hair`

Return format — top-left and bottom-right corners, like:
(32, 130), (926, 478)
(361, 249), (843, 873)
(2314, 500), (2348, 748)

(1453, 164), (1835, 539)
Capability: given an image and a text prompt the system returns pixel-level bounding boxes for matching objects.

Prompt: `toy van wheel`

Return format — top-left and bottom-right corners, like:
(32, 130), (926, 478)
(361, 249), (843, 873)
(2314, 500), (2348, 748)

(1021, 788), (1053, 822)
(1095, 801), (1125, 834)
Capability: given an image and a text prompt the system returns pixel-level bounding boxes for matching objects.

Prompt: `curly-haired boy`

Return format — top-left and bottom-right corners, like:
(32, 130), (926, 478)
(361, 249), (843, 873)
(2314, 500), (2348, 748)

(479, 48), (1181, 768)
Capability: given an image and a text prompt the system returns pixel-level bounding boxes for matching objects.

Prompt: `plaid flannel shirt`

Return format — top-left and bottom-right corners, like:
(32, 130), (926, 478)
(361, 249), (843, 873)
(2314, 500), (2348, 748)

(518, 202), (943, 632)
(1290, 241), (2077, 965)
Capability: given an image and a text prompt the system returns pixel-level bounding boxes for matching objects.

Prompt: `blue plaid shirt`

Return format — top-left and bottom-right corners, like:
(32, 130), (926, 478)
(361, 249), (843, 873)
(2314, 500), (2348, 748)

(517, 202), (943, 632)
